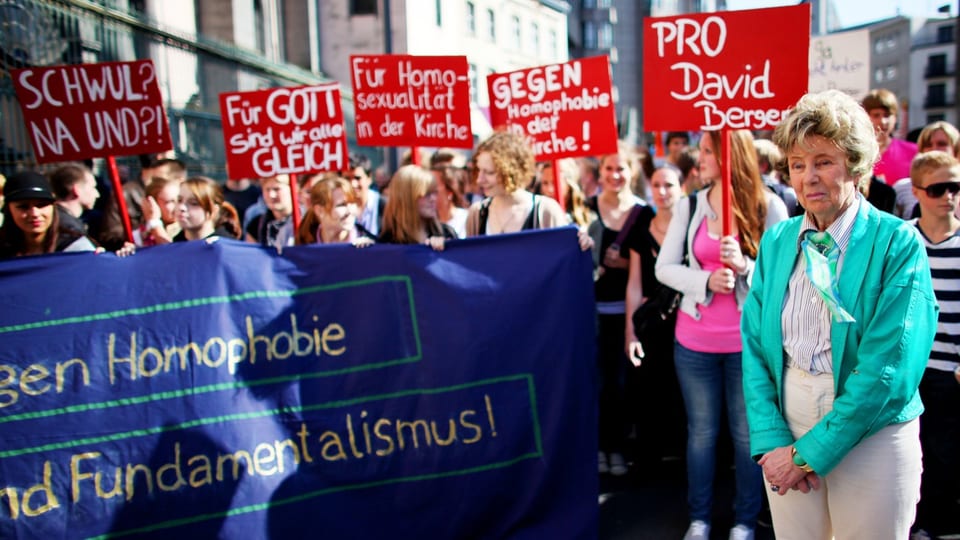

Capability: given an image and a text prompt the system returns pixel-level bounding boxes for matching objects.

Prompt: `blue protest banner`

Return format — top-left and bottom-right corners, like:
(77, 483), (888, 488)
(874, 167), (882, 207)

(0, 228), (597, 539)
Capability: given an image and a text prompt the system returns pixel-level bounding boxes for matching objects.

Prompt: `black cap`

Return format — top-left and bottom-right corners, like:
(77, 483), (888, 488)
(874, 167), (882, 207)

(3, 171), (55, 203)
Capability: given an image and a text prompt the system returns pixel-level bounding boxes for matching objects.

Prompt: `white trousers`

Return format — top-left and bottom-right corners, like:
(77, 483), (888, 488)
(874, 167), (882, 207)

(765, 366), (922, 540)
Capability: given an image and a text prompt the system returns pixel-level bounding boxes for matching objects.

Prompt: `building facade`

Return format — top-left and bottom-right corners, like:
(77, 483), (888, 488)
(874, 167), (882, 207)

(909, 16), (958, 129)
(0, 0), (344, 179)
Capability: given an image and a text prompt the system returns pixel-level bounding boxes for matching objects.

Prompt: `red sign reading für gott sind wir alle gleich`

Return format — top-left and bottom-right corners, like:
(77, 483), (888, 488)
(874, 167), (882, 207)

(219, 83), (347, 180)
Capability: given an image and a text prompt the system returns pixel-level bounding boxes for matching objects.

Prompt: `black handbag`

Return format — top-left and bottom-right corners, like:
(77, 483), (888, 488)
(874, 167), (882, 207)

(631, 195), (697, 346)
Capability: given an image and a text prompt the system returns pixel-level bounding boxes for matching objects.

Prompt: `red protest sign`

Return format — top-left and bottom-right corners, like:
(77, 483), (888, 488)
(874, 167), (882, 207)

(350, 55), (473, 149)
(487, 56), (617, 160)
(10, 60), (172, 164)
(219, 83), (347, 179)
(642, 5), (810, 132)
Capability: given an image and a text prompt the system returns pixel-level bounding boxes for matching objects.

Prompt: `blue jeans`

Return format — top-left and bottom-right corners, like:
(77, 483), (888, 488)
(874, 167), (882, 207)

(674, 342), (763, 527)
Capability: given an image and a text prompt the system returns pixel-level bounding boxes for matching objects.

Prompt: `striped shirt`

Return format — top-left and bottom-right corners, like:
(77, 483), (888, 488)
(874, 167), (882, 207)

(913, 219), (960, 372)
(782, 196), (861, 374)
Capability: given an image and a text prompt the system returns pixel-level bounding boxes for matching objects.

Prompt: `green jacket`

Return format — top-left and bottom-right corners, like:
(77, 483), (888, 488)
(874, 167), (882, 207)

(741, 200), (937, 475)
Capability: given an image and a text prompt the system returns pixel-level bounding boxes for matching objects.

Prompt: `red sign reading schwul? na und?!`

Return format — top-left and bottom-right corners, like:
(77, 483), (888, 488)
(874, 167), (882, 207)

(487, 56), (618, 161)
(11, 60), (172, 163)
(219, 83), (347, 179)
(350, 55), (473, 149)
(642, 4), (810, 132)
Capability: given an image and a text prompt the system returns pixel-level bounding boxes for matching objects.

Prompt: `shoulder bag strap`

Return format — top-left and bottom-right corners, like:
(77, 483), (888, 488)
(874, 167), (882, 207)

(614, 203), (643, 247)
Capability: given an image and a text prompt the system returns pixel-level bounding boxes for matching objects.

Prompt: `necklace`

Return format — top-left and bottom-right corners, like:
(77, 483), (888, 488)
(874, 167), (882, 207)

(489, 206), (522, 234)
(650, 217), (669, 236)
(487, 194), (531, 234)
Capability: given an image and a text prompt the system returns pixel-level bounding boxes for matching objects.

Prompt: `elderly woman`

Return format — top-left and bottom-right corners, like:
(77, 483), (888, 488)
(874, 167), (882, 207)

(742, 89), (938, 539)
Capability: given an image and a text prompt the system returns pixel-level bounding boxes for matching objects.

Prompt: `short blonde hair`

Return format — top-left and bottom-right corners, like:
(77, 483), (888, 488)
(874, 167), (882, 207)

(917, 121), (960, 154)
(910, 150), (960, 187)
(773, 90), (879, 188)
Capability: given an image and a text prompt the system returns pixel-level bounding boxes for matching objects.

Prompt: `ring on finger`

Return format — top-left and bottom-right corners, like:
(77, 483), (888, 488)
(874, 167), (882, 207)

(770, 485), (780, 492)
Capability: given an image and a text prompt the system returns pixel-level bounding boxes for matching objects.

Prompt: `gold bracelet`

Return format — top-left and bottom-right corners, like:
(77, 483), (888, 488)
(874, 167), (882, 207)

(791, 445), (814, 473)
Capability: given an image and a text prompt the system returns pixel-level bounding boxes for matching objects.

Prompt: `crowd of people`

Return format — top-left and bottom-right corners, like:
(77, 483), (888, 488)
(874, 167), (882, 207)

(0, 87), (958, 540)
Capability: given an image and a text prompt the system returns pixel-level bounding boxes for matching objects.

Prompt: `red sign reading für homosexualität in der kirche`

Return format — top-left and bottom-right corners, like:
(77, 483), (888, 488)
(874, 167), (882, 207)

(350, 55), (473, 149)
(219, 83), (347, 179)
(487, 56), (618, 161)
(11, 60), (172, 163)
(642, 4), (810, 132)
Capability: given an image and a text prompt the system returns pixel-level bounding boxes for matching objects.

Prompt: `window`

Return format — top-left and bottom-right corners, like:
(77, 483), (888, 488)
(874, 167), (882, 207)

(874, 34), (898, 53)
(435, 0), (442, 26)
(937, 24), (953, 43)
(467, 2), (476, 35)
(486, 9), (495, 41)
(598, 23), (613, 49)
(548, 29), (558, 59)
(529, 22), (539, 54)
(929, 53), (947, 76)
(350, 0), (377, 15)
(253, 0), (265, 54)
(511, 16), (521, 49)
(584, 21), (597, 50)
(469, 63), (478, 100)
(928, 83), (947, 106)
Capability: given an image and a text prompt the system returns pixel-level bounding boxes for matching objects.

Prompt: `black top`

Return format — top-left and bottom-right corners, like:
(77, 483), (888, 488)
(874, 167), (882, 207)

(224, 184), (262, 224)
(173, 226), (236, 242)
(624, 205), (664, 298)
(246, 212), (289, 247)
(867, 176), (897, 215)
(476, 194), (541, 235)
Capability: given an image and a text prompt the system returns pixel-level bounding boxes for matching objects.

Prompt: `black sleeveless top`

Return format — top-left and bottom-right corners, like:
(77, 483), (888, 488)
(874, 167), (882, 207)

(476, 193), (541, 235)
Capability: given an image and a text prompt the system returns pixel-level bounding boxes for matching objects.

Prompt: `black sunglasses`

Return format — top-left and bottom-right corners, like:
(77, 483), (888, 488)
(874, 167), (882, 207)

(922, 181), (960, 198)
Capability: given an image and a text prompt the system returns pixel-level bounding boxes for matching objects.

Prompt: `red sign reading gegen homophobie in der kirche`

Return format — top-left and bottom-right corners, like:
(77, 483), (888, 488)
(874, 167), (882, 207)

(486, 56), (618, 161)
(642, 4), (810, 132)
(11, 60), (172, 163)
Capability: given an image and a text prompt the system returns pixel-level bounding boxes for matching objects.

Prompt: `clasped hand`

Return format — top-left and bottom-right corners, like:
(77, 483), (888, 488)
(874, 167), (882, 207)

(759, 446), (822, 496)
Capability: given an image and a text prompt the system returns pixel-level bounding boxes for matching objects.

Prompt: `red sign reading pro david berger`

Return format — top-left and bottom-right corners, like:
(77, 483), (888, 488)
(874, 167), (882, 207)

(487, 56), (618, 161)
(642, 4), (810, 131)
(350, 55), (473, 149)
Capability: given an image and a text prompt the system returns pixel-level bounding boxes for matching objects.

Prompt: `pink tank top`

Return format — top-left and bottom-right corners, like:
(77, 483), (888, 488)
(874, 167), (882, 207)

(675, 221), (743, 353)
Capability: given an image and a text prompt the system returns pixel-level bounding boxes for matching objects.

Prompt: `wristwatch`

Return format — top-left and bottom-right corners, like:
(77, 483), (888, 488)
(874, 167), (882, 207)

(791, 446), (814, 473)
